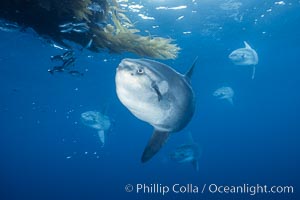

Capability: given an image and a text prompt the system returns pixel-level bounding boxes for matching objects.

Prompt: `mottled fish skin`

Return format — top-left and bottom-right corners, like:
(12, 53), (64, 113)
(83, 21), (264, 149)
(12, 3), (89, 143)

(169, 143), (201, 171)
(81, 111), (111, 130)
(229, 42), (258, 79)
(116, 58), (195, 132)
(170, 144), (200, 162)
(81, 111), (111, 147)
(213, 87), (234, 98)
(170, 145), (194, 163)
(229, 41), (258, 66)
(213, 86), (234, 104)
(115, 58), (197, 163)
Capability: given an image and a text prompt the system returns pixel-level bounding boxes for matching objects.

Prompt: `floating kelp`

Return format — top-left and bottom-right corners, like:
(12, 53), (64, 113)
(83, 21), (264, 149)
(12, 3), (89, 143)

(0, 0), (179, 59)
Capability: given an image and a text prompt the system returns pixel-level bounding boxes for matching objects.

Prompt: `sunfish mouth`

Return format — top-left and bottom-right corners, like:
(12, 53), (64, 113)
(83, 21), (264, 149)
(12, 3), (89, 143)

(228, 53), (235, 59)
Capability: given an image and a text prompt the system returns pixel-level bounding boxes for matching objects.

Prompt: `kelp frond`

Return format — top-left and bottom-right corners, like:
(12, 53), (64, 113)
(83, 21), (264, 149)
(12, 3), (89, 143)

(0, 0), (180, 59)
(91, 3), (180, 59)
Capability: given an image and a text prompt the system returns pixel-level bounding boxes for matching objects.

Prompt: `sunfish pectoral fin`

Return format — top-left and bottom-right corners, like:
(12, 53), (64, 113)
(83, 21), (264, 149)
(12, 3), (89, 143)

(191, 159), (199, 172)
(97, 130), (105, 147)
(251, 65), (256, 80)
(185, 56), (198, 80)
(151, 82), (162, 101)
(244, 41), (252, 49)
(141, 130), (170, 163)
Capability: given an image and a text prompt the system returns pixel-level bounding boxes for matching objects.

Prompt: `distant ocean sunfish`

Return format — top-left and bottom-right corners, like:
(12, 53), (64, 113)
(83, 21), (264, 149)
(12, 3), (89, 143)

(169, 132), (201, 171)
(213, 86), (234, 105)
(170, 143), (201, 171)
(81, 111), (111, 147)
(115, 58), (197, 163)
(229, 41), (258, 79)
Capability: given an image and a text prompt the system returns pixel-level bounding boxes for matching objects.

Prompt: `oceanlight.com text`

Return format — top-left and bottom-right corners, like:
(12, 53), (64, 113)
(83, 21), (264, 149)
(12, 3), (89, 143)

(207, 183), (294, 195)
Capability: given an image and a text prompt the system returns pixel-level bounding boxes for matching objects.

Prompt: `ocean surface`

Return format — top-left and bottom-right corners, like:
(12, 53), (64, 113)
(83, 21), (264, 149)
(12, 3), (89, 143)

(0, 0), (299, 199)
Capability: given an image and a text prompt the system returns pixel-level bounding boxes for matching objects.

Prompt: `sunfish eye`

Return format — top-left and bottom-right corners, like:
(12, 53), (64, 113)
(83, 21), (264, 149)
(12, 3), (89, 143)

(137, 68), (144, 74)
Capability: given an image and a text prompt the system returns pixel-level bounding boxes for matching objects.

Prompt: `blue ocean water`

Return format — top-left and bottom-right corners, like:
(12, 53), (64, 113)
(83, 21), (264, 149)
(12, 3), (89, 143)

(0, 0), (299, 200)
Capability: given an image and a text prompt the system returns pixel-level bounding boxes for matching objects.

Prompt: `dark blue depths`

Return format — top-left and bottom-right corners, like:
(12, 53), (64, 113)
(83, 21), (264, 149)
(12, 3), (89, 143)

(0, 1), (299, 200)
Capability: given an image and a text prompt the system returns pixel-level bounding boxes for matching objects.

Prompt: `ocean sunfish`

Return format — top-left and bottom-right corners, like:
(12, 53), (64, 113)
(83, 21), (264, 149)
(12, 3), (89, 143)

(115, 58), (197, 163)
(81, 111), (111, 146)
(213, 86), (234, 105)
(229, 41), (258, 79)
(169, 132), (201, 171)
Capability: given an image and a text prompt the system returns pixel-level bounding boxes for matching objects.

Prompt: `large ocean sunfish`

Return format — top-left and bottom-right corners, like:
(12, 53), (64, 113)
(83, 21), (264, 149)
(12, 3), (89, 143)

(229, 41), (258, 79)
(115, 58), (197, 163)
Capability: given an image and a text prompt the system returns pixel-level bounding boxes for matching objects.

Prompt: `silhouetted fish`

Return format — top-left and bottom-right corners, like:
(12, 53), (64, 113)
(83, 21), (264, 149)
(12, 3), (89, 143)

(68, 70), (83, 77)
(48, 66), (65, 74)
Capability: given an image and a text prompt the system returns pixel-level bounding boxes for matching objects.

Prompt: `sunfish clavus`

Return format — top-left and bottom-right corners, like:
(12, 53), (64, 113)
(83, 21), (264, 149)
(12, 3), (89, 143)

(229, 41), (258, 79)
(115, 58), (197, 163)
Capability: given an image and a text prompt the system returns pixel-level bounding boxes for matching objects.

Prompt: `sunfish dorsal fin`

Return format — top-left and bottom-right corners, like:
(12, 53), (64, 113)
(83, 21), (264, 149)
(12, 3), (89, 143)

(244, 41), (252, 49)
(101, 101), (111, 115)
(141, 130), (170, 163)
(185, 56), (198, 80)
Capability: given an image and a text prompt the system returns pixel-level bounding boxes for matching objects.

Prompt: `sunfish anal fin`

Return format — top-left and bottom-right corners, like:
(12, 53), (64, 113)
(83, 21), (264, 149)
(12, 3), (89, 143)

(251, 65), (256, 80)
(227, 97), (234, 105)
(141, 130), (170, 163)
(192, 159), (199, 172)
(97, 130), (105, 147)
